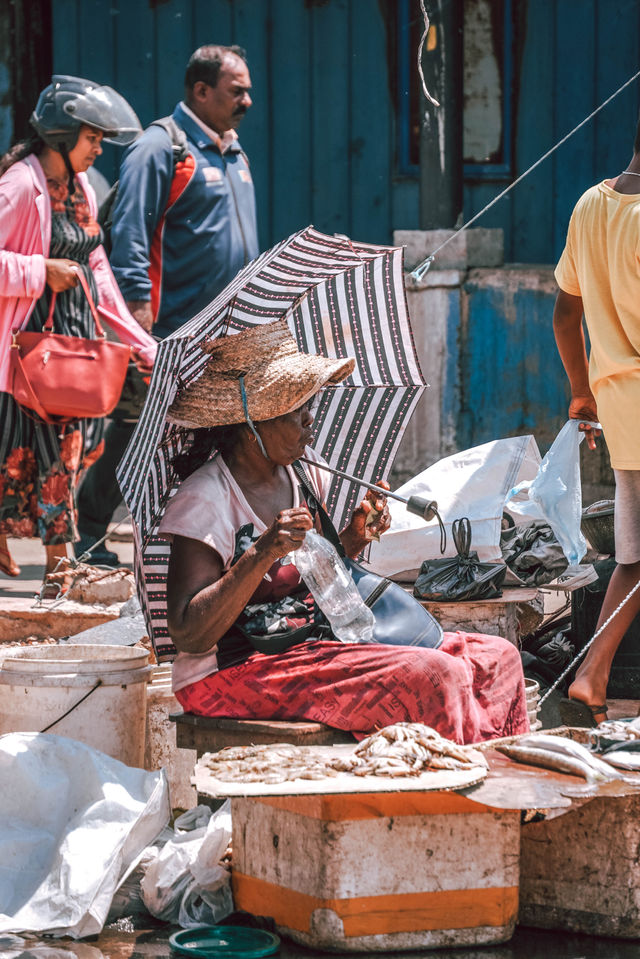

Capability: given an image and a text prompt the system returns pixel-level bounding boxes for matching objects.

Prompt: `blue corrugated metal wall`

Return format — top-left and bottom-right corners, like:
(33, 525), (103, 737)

(51, 0), (394, 253)
(51, 0), (640, 262)
(463, 0), (640, 264)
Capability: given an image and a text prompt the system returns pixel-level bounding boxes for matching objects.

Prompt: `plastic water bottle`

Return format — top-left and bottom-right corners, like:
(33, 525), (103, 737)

(292, 529), (375, 644)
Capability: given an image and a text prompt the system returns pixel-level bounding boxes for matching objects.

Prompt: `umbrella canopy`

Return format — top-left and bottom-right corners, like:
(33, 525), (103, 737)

(117, 226), (426, 661)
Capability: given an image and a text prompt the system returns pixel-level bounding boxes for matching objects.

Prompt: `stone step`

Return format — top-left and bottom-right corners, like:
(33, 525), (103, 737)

(0, 596), (121, 644)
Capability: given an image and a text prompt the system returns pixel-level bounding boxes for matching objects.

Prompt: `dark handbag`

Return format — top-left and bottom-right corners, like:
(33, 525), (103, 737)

(292, 461), (443, 649)
(219, 591), (331, 663)
(9, 270), (131, 424)
(413, 517), (507, 602)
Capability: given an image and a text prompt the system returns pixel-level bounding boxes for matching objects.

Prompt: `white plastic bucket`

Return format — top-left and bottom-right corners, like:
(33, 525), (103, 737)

(145, 665), (197, 810)
(0, 645), (150, 767)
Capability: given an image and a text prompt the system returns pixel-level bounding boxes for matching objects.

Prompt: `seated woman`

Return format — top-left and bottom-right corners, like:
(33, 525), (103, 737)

(160, 320), (529, 744)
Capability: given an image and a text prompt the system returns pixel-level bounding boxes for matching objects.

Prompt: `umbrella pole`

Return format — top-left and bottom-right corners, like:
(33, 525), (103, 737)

(299, 457), (438, 521)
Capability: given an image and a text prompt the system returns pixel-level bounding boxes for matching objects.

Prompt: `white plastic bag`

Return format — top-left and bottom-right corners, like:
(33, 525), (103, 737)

(368, 435), (541, 579)
(505, 420), (593, 567)
(141, 802), (233, 927)
(106, 826), (174, 922)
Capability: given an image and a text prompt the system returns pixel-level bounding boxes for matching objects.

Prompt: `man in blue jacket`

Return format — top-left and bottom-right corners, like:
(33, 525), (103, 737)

(111, 43), (258, 336)
(76, 45), (258, 562)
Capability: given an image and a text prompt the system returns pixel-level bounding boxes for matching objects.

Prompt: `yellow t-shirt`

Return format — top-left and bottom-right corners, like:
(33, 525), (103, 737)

(555, 180), (640, 468)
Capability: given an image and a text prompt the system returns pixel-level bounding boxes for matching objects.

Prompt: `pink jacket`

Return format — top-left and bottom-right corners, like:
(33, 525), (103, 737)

(0, 154), (157, 393)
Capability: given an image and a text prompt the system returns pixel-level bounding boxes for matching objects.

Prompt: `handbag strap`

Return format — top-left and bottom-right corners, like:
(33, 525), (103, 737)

(8, 344), (53, 421)
(44, 269), (106, 337)
(291, 459), (346, 557)
(452, 517), (472, 558)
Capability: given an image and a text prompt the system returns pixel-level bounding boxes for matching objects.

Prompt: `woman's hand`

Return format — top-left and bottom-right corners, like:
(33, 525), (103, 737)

(340, 481), (391, 558)
(45, 258), (79, 292)
(126, 299), (154, 333)
(169, 511), (312, 654)
(131, 349), (154, 375)
(256, 506), (313, 562)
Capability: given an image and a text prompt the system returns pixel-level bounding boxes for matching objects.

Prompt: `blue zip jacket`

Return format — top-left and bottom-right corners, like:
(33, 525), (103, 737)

(110, 102), (258, 339)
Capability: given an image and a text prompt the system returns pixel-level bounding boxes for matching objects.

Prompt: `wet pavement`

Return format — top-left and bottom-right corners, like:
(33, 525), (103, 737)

(4, 922), (640, 959)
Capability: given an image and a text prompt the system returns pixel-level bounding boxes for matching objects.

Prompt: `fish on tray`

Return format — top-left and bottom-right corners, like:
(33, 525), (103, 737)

(497, 733), (622, 783)
(601, 738), (640, 771)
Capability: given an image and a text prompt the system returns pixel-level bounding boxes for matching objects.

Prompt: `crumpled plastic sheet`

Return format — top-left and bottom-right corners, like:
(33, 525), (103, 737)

(0, 732), (170, 939)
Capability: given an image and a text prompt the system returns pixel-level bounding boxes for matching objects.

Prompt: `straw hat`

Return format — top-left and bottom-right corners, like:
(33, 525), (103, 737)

(168, 319), (355, 428)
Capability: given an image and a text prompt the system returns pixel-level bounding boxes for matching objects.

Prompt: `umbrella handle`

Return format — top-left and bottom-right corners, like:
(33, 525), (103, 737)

(406, 495), (438, 521)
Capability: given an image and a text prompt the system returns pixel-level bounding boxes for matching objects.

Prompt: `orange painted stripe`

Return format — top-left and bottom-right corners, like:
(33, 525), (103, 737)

(252, 791), (493, 820)
(232, 873), (518, 936)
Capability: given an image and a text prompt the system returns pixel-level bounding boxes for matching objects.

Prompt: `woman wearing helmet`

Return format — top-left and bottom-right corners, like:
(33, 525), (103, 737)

(0, 76), (157, 588)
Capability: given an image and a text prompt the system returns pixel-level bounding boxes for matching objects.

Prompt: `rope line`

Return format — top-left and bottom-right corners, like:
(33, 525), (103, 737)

(538, 574), (640, 706)
(411, 66), (640, 280)
(74, 515), (129, 563)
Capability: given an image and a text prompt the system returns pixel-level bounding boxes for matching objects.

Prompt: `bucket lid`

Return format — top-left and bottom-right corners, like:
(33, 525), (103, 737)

(1, 644), (148, 674)
(169, 926), (280, 959)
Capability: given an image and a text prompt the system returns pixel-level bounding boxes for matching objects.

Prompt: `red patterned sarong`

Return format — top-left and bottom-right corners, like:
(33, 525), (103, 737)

(175, 632), (529, 744)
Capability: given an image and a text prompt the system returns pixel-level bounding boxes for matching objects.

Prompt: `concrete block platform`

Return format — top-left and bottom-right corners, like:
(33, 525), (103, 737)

(0, 533), (134, 643)
(0, 596), (121, 644)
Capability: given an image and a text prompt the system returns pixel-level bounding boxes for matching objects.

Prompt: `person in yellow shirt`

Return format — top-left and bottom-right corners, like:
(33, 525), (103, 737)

(553, 120), (640, 725)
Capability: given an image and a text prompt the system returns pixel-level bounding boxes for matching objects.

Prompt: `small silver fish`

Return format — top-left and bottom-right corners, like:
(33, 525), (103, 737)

(497, 743), (610, 782)
(517, 734), (622, 780)
(599, 749), (640, 771)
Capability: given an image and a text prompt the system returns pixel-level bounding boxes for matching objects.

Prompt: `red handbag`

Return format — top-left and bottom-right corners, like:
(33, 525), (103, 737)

(9, 270), (131, 424)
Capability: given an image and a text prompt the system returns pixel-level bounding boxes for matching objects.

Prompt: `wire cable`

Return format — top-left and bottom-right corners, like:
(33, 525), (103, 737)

(411, 67), (640, 281)
(538, 574), (640, 706)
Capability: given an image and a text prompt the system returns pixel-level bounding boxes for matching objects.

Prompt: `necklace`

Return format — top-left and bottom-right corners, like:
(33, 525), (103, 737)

(621, 169), (640, 177)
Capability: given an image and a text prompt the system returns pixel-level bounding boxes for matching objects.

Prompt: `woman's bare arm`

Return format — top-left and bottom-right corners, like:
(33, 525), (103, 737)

(166, 506), (313, 654)
(553, 289), (601, 449)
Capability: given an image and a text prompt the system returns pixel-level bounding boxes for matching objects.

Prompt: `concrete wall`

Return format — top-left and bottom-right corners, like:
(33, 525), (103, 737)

(390, 247), (615, 507)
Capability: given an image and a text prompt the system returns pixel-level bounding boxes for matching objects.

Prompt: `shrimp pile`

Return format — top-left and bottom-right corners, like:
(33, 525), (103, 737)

(203, 744), (342, 783)
(202, 723), (486, 784)
(334, 723), (487, 778)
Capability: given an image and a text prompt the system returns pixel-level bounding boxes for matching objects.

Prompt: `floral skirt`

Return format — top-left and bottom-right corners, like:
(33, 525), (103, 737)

(0, 392), (104, 545)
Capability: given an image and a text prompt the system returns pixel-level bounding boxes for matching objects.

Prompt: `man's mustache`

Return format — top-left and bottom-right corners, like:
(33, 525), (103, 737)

(233, 106), (248, 117)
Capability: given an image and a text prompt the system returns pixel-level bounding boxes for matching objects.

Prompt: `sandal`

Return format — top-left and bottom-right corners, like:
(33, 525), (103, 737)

(558, 697), (608, 728)
(0, 545), (20, 578)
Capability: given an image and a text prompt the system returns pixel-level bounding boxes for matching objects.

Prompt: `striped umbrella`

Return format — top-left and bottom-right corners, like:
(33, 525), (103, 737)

(117, 226), (426, 661)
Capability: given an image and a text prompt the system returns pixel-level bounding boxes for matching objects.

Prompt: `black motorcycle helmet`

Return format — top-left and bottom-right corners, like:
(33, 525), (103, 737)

(30, 75), (141, 153)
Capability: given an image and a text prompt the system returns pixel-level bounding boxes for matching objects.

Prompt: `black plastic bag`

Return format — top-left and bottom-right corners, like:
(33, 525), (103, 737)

(413, 517), (507, 602)
(500, 518), (568, 586)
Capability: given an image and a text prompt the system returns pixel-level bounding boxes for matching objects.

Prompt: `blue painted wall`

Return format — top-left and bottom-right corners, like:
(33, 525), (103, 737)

(51, 0), (395, 254)
(446, 267), (610, 496)
(455, 0), (640, 265)
(51, 0), (640, 262)
(460, 270), (566, 451)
